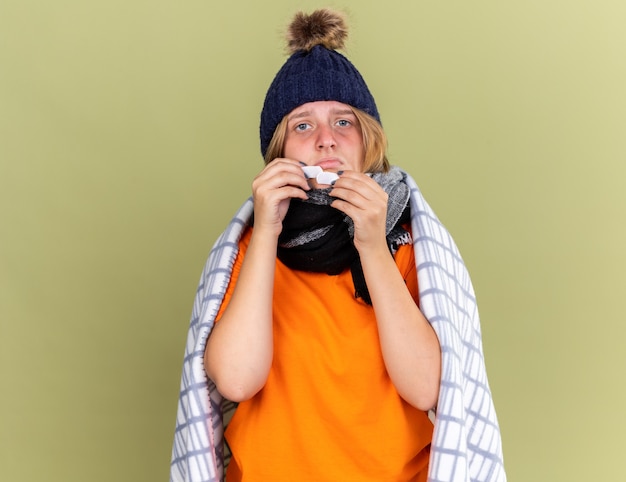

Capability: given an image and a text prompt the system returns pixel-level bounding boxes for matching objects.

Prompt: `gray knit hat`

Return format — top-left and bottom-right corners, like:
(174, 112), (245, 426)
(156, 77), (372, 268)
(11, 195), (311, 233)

(260, 9), (381, 157)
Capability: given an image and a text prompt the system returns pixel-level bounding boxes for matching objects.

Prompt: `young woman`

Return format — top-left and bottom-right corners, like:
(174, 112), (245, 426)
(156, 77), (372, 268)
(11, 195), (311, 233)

(171, 9), (506, 482)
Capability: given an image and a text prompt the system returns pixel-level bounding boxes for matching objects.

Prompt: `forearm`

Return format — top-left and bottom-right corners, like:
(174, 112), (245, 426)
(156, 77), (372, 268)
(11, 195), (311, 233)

(361, 245), (441, 411)
(204, 229), (277, 402)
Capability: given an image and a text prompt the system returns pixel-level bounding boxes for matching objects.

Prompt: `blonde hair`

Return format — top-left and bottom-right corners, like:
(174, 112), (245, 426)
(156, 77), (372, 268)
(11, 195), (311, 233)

(263, 107), (390, 173)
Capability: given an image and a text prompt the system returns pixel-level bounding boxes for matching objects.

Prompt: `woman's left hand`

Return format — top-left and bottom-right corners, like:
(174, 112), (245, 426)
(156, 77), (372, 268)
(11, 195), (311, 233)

(329, 171), (389, 254)
(333, 171), (441, 411)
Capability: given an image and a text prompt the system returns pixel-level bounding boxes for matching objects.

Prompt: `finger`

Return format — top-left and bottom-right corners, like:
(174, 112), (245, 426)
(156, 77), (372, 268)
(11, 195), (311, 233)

(331, 171), (383, 197)
(330, 196), (387, 225)
(254, 160), (310, 192)
(330, 181), (387, 211)
(255, 172), (310, 195)
(263, 157), (308, 175)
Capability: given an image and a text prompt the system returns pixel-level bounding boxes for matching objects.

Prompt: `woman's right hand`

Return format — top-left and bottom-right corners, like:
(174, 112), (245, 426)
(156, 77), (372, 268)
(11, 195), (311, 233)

(205, 158), (309, 401)
(251, 158), (310, 237)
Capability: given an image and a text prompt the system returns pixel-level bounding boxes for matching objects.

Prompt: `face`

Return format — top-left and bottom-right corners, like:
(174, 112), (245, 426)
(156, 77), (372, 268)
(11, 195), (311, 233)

(283, 100), (364, 173)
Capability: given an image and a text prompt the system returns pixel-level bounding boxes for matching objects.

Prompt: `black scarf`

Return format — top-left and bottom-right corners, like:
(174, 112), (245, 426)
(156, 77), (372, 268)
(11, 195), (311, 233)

(276, 167), (412, 305)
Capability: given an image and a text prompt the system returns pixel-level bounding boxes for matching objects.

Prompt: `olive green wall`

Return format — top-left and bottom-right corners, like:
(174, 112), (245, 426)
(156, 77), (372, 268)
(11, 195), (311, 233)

(2, 1), (625, 480)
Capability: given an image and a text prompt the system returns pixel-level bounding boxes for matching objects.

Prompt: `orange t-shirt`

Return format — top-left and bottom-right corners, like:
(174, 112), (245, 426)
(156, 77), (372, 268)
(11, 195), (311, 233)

(216, 227), (433, 482)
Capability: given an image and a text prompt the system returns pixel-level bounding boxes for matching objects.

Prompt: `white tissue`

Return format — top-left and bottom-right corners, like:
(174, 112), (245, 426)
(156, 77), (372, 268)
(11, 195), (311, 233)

(301, 165), (339, 185)
(315, 171), (339, 185)
(301, 165), (322, 179)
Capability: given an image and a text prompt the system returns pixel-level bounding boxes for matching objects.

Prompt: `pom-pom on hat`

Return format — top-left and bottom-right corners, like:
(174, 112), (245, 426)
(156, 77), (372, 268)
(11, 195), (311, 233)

(260, 9), (381, 157)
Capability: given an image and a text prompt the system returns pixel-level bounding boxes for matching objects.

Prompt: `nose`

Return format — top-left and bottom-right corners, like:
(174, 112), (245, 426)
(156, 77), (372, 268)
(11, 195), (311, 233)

(316, 125), (336, 150)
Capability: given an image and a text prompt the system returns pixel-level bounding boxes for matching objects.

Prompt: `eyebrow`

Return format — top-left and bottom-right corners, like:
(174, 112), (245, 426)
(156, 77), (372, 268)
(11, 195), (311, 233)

(287, 108), (356, 121)
(287, 111), (311, 121)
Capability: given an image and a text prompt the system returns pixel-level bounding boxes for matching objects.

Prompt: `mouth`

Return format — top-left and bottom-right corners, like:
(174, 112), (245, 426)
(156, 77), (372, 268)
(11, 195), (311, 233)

(314, 158), (341, 170)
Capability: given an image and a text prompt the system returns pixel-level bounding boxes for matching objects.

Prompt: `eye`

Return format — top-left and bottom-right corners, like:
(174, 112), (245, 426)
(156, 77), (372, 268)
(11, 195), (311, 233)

(295, 123), (310, 132)
(336, 119), (352, 127)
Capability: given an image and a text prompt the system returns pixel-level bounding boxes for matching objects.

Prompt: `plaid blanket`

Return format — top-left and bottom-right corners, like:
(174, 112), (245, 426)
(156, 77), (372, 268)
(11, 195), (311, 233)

(170, 169), (506, 482)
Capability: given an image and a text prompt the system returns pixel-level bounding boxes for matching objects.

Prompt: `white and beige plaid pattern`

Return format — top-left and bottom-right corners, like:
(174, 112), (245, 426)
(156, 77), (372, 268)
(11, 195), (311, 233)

(170, 170), (506, 482)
